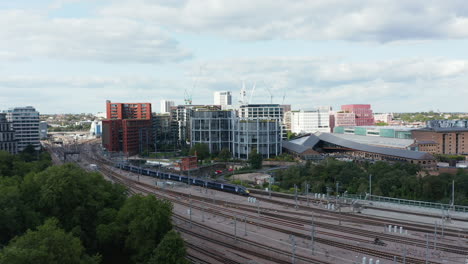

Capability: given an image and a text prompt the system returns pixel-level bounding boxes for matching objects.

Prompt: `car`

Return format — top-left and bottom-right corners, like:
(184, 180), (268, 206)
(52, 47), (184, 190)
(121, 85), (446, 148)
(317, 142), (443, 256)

(214, 170), (223, 175)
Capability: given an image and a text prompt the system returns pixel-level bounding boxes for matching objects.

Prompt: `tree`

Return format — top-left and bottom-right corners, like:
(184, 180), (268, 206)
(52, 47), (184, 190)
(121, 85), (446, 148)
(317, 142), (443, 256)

(0, 218), (99, 264)
(189, 143), (210, 161)
(218, 148), (231, 162)
(97, 195), (173, 263)
(20, 164), (128, 251)
(248, 148), (263, 169)
(147, 230), (189, 264)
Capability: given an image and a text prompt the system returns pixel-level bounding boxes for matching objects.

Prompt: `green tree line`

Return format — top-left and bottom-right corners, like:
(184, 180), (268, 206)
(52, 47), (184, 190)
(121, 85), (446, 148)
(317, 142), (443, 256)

(0, 148), (187, 264)
(273, 158), (468, 205)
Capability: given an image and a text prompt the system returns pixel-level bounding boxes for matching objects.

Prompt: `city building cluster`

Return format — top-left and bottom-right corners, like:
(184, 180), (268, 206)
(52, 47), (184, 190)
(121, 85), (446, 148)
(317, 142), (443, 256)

(99, 91), (467, 170)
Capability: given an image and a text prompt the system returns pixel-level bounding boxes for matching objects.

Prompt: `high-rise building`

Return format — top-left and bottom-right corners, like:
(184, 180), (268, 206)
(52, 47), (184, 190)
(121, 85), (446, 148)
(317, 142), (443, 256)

(213, 91), (232, 109)
(106, 100), (151, 120)
(160, 100), (175, 114)
(0, 113), (17, 154)
(291, 107), (331, 134)
(232, 118), (282, 159)
(102, 101), (152, 156)
(152, 114), (178, 151)
(170, 105), (221, 145)
(39, 121), (48, 140)
(239, 104), (285, 139)
(6, 106), (40, 151)
(340, 104), (375, 126)
(191, 110), (234, 154)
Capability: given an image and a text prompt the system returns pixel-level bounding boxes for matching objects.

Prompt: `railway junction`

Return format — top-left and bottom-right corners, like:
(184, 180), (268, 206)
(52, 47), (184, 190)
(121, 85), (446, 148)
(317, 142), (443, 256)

(45, 140), (468, 264)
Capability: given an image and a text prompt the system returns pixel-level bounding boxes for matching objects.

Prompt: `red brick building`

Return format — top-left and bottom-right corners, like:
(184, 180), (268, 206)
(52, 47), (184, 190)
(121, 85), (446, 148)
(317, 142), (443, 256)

(102, 101), (153, 156)
(106, 100), (151, 120)
(412, 128), (468, 155)
(178, 156), (198, 171)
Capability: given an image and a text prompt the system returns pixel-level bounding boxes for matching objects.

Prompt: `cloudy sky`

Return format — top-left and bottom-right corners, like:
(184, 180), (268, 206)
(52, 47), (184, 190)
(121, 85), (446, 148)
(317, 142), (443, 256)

(1, 0), (468, 114)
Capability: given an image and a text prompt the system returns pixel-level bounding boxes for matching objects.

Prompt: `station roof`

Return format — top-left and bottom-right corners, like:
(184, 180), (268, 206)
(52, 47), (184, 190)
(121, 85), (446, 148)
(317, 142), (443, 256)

(285, 133), (434, 160)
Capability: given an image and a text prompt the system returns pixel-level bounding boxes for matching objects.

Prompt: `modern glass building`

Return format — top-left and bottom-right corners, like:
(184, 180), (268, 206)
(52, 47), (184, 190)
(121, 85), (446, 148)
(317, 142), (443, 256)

(232, 118), (282, 159)
(190, 110), (234, 154)
(6, 106), (40, 151)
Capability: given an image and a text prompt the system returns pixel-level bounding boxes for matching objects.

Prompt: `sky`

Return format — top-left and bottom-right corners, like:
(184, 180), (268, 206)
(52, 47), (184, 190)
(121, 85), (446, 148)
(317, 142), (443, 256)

(1, 0), (468, 114)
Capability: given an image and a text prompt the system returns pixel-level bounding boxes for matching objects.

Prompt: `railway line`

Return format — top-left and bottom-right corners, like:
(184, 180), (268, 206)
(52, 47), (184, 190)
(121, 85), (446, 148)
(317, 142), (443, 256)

(46, 142), (468, 263)
(96, 161), (449, 263)
(250, 189), (468, 239)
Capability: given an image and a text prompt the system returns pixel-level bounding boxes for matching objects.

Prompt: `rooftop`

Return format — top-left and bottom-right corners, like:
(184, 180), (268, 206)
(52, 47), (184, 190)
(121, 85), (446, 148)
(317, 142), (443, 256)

(286, 133), (434, 160)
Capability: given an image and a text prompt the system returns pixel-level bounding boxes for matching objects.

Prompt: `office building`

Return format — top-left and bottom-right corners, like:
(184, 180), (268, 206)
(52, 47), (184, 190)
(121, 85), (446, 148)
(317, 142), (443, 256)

(290, 107), (331, 134)
(191, 110), (234, 154)
(106, 100), (151, 120)
(411, 127), (468, 155)
(6, 106), (40, 151)
(160, 100), (175, 114)
(213, 91), (232, 109)
(39, 121), (48, 140)
(0, 113), (17, 154)
(334, 112), (356, 127)
(335, 104), (374, 127)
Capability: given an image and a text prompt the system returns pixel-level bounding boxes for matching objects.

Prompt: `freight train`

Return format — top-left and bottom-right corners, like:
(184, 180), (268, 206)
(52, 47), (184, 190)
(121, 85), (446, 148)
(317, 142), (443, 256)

(116, 163), (250, 196)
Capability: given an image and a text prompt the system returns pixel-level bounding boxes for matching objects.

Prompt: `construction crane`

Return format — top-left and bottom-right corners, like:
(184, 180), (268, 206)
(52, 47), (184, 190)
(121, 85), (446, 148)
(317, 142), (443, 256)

(184, 88), (192, 105)
(185, 65), (206, 105)
(265, 85), (273, 104)
(248, 81), (256, 104)
(239, 81), (247, 105)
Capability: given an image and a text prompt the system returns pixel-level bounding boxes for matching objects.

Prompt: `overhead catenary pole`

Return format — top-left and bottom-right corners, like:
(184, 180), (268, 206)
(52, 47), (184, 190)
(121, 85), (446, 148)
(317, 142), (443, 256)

(290, 235), (296, 264)
(425, 234), (429, 264)
(294, 184), (298, 210)
(234, 216), (237, 243)
(369, 174), (372, 196)
(451, 180), (455, 209)
(244, 216), (247, 236)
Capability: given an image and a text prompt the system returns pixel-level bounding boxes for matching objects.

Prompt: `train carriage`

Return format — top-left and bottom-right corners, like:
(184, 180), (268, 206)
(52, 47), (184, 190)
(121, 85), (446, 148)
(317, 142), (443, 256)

(116, 163), (249, 196)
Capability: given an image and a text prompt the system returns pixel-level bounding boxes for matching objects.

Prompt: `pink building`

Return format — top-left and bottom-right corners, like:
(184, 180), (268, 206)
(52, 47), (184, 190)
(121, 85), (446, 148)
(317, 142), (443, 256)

(334, 112), (356, 127)
(336, 104), (375, 127)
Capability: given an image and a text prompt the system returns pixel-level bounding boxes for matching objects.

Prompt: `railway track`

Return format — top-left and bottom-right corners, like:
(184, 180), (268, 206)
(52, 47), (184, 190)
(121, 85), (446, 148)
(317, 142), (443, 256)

(67, 144), (467, 263)
(250, 190), (468, 239)
(96, 162), (446, 264)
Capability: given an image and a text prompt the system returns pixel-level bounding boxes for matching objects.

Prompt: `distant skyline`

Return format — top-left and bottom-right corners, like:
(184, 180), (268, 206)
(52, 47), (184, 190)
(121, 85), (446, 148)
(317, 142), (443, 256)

(1, 0), (468, 114)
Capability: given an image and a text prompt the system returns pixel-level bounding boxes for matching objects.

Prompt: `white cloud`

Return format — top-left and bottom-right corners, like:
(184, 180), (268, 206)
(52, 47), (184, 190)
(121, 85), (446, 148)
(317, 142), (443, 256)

(0, 9), (191, 63)
(99, 0), (468, 42)
(1, 58), (467, 113)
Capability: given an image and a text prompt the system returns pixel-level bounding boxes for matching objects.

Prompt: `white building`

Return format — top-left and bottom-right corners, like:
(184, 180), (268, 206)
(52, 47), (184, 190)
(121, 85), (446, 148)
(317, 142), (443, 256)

(6, 106), (40, 151)
(373, 113), (393, 123)
(291, 107), (331, 134)
(160, 100), (175, 114)
(213, 91), (232, 109)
